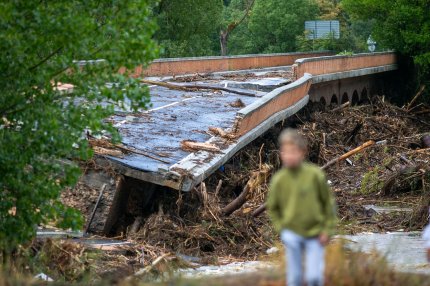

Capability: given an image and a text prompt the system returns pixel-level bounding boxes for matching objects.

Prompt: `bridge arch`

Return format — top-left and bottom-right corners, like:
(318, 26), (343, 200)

(352, 90), (359, 105)
(341, 92), (349, 104)
(361, 88), (367, 100)
(330, 94), (338, 105)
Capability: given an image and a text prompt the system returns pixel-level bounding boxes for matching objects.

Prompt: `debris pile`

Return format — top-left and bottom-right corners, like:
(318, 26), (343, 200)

(128, 96), (430, 261)
(58, 95), (429, 277)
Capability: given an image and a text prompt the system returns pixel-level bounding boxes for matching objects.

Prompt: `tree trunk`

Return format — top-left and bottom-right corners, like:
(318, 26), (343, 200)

(220, 30), (229, 56)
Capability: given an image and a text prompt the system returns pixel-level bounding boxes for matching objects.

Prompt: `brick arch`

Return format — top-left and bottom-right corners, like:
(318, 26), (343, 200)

(352, 90), (359, 105)
(330, 94), (338, 105)
(341, 92), (349, 104)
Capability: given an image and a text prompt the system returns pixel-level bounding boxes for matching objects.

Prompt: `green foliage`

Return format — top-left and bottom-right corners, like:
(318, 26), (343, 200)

(343, 0), (430, 90)
(246, 0), (319, 53)
(360, 166), (383, 194)
(153, 0), (223, 57)
(0, 1), (157, 252)
(297, 0), (376, 54)
(220, 0), (255, 55)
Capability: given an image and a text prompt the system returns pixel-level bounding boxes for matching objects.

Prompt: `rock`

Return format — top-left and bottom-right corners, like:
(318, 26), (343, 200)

(266, 246), (279, 254)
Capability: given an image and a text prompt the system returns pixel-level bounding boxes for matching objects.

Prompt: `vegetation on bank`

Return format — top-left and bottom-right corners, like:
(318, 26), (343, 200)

(1, 241), (429, 286)
(0, 1), (157, 254)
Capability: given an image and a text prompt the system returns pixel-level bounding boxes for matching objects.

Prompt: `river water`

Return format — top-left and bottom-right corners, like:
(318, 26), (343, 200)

(343, 231), (430, 274)
(177, 232), (430, 278)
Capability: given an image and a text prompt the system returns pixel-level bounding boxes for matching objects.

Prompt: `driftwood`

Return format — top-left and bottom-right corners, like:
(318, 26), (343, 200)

(141, 79), (257, 97)
(129, 216), (144, 235)
(330, 101), (350, 113)
(214, 179), (223, 197)
(321, 140), (375, 170)
(221, 184), (250, 216)
(406, 85), (426, 111)
(181, 140), (221, 153)
(252, 140), (376, 217)
(92, 146), (124, 158)
(251, 203), (266, 217)
(89, 136), (170, 164)
(208, 126), (238, 140)
(126, 253), (171, 280)
(222, 164), (272, 216)
(85, 184), (107, 234)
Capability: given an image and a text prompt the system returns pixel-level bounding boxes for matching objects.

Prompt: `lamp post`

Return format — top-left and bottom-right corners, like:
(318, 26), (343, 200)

(367, 36), (376, 52)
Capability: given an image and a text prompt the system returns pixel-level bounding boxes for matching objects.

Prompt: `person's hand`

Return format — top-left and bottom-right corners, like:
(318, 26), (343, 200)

(319, 233), (330, 246)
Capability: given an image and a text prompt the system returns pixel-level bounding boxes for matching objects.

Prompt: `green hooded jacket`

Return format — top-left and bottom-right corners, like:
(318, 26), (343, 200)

(267, 162), (337, 237)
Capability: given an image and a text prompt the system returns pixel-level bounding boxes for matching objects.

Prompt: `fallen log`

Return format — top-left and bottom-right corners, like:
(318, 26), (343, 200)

(221, 184), (250, 216)
(208, 126), (238, 140)
(141, 79), (257, 97)
(84, 184), (107, 234)
(330, 101), (350, 113)
(181, 140), (221, 153)
(251, 203), (266, 217)
(92, 146), (124, 158)
(321, 140), (375, 170)
(222, 164), (272, 217)
(89, 136), (170, 164)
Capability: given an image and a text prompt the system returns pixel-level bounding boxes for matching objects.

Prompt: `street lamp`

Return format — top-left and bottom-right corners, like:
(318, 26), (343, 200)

(367, 36), (376, 52)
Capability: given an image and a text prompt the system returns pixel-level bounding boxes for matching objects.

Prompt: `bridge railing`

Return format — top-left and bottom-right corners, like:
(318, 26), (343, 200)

(233, 74), (312, 136)
(233, 51), (397, 137)
(133, 51), (332, 77)
(293, 51), (397, 80)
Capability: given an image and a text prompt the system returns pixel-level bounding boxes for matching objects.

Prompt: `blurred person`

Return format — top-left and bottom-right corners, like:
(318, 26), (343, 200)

(267, 128), (337, 286)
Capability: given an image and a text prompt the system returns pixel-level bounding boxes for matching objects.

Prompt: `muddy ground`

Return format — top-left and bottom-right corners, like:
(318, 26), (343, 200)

(59, 95), (430, 280)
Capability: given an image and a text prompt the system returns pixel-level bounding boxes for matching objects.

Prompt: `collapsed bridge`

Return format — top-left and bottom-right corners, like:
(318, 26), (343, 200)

(72, 51), (398, 234)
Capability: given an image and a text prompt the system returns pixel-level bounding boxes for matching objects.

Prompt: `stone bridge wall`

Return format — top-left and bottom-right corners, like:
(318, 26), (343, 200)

(293, 52), (397, 79)
(232, 52), (397, 137)
(134, 51), (332, 77)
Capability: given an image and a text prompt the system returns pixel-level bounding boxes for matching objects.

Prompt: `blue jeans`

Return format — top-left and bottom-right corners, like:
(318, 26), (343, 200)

(281, 229), (325, 286)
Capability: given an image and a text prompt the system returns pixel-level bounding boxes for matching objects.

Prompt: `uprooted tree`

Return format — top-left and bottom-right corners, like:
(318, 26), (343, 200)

(0, 1), (157, 254)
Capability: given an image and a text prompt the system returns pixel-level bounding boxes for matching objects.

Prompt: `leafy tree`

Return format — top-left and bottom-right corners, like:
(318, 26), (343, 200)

(297, 0), (374, 53)
(219, 0), (255, 56)
(342, 0), (430, 93)
(246, 0), (319, 53)
(153, 0), (223, 57)
(0, 1), (157, 253)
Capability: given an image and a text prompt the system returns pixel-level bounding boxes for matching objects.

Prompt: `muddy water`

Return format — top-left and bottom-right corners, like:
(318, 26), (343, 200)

(177, 232), (430, 278)
(343, 232), (430, 274)
(177, 261), (276, 279)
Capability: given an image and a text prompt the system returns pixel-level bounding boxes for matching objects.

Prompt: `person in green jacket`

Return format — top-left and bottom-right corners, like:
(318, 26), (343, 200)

(267, 128), (337, 286)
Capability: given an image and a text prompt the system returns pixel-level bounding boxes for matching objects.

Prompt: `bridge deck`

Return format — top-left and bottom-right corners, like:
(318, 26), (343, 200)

(103, 67), (294, 190)
(93, 52), (397, 192)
